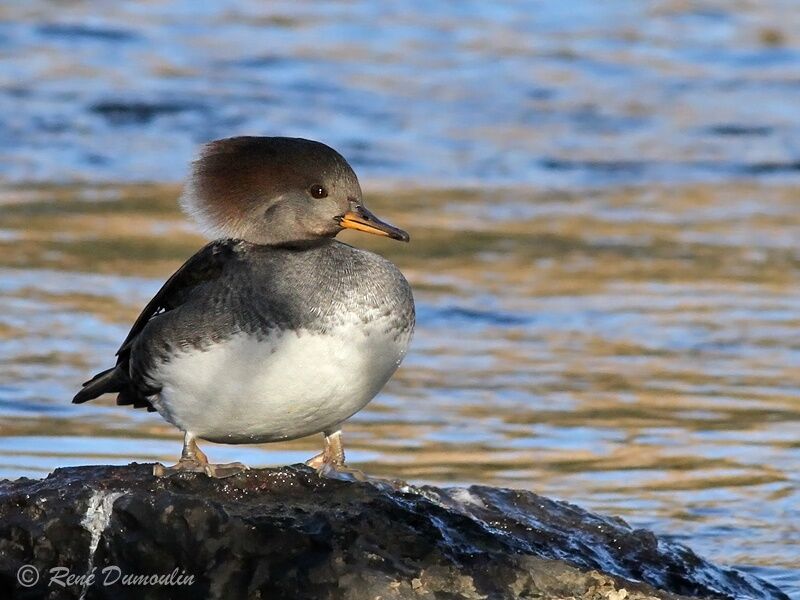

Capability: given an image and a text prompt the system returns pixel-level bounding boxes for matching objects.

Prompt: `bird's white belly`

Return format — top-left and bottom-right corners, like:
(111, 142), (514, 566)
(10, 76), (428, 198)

(151, 320), (410, 443)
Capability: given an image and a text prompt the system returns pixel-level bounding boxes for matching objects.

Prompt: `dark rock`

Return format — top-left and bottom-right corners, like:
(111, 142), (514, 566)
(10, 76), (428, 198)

(0, 464), (788, 600)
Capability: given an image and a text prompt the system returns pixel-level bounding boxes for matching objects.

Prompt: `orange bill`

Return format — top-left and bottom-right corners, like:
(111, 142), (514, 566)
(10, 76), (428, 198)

(337, 206), (410, 242)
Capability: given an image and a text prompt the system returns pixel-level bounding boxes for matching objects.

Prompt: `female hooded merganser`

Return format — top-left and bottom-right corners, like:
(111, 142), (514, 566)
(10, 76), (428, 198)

(73, 137), (414, 478)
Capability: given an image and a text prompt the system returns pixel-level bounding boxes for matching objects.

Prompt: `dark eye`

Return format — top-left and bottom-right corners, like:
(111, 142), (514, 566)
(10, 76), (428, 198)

(309, 184), (328, 199)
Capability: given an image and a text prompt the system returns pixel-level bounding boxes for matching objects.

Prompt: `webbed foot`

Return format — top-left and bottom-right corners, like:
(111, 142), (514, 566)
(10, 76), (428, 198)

(305, 430), (367, 481)
(154, 432), (249, 478)
(203, 462), (249, 478)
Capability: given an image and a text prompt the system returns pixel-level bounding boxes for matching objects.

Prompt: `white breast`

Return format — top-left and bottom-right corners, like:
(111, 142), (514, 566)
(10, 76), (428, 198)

(150, 318), (411, 443)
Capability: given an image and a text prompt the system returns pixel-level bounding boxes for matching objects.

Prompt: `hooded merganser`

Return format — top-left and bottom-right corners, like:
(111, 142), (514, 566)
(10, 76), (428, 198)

(73, 136), (414, 478)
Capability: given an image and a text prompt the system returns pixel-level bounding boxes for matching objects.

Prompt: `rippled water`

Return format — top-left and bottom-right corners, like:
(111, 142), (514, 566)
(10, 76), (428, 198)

(1, 0), (799, 597)
(2, 0), (800, 186)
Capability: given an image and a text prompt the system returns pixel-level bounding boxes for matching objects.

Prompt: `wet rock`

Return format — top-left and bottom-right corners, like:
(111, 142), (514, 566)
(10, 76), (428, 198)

(0, 464), (788, 600)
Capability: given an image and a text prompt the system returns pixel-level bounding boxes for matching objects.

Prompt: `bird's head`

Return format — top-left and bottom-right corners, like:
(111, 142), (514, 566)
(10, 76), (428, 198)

(180, 136), (409, 246)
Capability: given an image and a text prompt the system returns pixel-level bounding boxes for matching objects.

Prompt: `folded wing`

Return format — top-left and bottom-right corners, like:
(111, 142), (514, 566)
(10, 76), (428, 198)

(72, 239), (242, 411)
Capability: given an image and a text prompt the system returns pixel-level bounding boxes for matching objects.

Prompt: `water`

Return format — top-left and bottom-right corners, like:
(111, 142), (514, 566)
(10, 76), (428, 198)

(2, 1), (800, 186)
(1, 0), (798, 596)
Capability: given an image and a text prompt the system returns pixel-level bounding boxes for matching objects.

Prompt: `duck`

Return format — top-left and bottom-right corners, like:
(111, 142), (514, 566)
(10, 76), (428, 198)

(73, 136), (415, 478)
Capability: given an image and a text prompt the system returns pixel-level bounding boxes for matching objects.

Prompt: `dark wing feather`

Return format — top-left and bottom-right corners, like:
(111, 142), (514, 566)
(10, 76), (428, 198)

(73, 239), (242, 408)
(116, 239), (241, 359)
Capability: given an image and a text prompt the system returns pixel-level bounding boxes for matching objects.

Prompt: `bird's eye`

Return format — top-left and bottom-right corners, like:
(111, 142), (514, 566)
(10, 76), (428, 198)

(309, 184), (328, 199)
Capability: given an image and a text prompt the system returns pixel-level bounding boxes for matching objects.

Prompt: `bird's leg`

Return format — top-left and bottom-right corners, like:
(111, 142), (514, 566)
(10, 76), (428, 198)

(153, 432), (208, 477)
(153, 432), (248, 478)
(305, 430), (344, 469)
(305, 430), (367, 481)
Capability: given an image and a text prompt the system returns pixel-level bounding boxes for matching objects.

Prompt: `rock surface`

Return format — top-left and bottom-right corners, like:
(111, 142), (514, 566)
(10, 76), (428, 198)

(0, 464), (788, 600)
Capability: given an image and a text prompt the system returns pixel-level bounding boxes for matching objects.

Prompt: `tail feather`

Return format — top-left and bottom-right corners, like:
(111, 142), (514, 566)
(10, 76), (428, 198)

(72, 366), (127, 404)
(116, 387), (156, 411)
